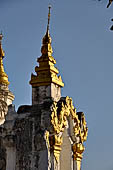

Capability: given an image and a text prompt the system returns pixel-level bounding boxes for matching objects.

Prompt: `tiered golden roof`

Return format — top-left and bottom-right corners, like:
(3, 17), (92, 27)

(0, 34), (9, 86)
(30, 6), (64, 87)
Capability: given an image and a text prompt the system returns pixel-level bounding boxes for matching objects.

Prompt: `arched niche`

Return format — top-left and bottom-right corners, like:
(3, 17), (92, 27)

(60, 127), (73, 170)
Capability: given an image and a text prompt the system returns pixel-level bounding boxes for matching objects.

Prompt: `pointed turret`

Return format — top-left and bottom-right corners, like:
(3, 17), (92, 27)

(30, 6), (64, 104)
(0, 33), (14, 125)
(0, 33), (9, 86)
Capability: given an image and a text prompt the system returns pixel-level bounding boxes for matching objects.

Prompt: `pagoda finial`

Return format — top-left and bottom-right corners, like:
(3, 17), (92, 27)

(41, 5), (53, 56)
(0, 33), (9, 86)
(30, 6), (64, 88)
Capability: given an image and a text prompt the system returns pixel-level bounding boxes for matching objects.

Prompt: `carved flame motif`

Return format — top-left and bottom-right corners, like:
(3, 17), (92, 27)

(79, 114), (88, 144)
(50, 96), (88, 163)
(51, 96), (79, 134)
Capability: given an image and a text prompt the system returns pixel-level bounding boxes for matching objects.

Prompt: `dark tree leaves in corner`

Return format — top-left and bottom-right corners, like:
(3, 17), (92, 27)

(98, 0), (113, 30)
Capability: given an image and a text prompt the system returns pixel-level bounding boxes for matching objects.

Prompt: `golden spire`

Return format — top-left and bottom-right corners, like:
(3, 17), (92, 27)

(0, 33), (9, 86)
(41, 5), (53, 57)
(30, 6), (64, 87)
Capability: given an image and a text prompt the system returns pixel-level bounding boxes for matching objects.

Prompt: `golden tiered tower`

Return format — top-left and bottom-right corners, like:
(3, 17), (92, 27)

(30, 6), (64, 87)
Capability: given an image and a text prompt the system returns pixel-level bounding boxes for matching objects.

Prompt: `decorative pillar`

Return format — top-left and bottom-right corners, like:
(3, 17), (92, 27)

(72, 143), (85, 170)
(72, 112), (88, 170)
(5, 145), (16, 170)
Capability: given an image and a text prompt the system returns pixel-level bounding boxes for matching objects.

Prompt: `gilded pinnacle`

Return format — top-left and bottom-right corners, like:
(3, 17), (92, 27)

(41, 5), (52, 56)
(0, 34), (9, 86)
(30, 7), (64, 87)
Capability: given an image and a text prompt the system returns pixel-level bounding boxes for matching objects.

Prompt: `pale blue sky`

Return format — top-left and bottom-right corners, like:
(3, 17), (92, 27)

(0, 0), (113, 169)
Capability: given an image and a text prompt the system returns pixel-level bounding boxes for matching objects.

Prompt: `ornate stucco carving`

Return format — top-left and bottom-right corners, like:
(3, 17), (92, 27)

(48, 96), (88, 163)
(0, 100), (8, 124)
